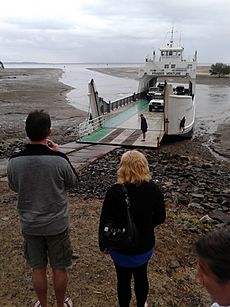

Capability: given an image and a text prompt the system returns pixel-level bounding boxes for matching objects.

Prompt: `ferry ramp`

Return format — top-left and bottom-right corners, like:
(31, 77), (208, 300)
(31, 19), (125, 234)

(77, 99), (165, 148)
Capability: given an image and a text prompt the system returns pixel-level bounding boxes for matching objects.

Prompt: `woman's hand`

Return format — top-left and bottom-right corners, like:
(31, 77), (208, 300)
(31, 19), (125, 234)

(102, 248), (109, 255)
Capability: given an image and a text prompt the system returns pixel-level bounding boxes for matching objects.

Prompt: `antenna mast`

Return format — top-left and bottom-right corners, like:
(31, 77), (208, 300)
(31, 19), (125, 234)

(170, 26), (174, 47)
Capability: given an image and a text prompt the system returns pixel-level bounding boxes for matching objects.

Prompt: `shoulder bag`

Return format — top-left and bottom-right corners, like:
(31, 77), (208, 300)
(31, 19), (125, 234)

(100, 185), (140, 251)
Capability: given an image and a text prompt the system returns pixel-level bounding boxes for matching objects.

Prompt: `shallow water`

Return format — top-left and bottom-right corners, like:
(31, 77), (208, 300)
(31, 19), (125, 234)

(5, 63), (230, 135)
(61, 63), (138, 112)
(195, 83), (230, 134)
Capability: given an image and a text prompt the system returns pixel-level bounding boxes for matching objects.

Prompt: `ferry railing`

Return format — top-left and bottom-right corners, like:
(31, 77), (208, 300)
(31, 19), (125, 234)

(99, 91), (146, 114)
(76, 90), (149, 141)
(77, 115), (105, 139)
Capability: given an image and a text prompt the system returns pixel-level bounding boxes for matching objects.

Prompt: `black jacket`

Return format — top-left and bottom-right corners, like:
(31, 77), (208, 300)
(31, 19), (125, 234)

(141, 117), (148, 132)
(99, 181), (165, 254)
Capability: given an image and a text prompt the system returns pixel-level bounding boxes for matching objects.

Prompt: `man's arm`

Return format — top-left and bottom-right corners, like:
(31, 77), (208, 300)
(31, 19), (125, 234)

(47, 139), (79, 189)
(7, 161), (17, 192)
(63, 160), (79, 189)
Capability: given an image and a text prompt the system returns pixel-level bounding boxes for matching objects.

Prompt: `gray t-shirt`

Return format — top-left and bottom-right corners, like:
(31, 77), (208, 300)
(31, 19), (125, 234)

(7, 144), (78, 235)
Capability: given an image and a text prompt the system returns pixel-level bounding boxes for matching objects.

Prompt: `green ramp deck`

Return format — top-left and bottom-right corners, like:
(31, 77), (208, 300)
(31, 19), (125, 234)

(79, 99), (165, 148)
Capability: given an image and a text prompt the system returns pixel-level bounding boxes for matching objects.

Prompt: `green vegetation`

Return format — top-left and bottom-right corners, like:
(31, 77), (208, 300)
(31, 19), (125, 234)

(209, 62), (230, 77)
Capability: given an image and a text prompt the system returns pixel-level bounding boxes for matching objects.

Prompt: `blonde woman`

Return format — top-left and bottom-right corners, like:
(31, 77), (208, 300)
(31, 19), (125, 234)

(99, 150), (165, 307)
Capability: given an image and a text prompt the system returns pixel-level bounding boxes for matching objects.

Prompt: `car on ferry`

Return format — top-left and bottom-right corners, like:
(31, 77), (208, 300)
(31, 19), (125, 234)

(149, 92), (164, 112)
(147, 83), (165, 97)
(147, 86), (160, 98)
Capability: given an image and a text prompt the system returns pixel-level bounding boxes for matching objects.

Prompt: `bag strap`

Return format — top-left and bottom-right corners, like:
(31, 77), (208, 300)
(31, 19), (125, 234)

(121, 185), (131, 209)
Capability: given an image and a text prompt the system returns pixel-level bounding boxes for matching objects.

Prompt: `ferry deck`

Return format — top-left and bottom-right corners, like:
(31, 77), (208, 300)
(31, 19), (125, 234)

(77, 99), (165, 148)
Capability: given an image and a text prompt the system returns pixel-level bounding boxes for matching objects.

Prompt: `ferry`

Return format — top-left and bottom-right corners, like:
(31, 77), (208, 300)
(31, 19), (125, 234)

(138, 28), (197, 138)
(77, 29), (197, 148)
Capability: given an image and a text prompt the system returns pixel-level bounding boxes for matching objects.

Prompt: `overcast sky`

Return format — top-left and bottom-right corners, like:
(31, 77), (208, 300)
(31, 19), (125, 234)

(1, 0), (229, 64)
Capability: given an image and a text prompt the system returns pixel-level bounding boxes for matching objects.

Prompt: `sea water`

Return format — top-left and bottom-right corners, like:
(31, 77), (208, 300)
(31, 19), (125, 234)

(5, 63), (230, 135)
(61, 63), (139, 113)
(196, 83), (230, 133)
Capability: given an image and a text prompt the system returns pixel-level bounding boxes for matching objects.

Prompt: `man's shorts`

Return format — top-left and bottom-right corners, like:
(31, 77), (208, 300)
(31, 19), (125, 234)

(23, 229), (73, 269)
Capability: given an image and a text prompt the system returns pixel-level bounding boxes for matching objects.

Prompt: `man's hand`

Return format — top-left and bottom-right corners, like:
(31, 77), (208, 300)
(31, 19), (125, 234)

(47, 139), (60, 151)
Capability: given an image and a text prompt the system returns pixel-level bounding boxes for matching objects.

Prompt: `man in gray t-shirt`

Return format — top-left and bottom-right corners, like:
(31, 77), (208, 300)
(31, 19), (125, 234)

(7, 110), (78, 307)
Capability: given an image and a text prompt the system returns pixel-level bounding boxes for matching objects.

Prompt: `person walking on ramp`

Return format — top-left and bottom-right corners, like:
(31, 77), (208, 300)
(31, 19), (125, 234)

(7, 110), (78, 307)
(140, 114), (148, 141)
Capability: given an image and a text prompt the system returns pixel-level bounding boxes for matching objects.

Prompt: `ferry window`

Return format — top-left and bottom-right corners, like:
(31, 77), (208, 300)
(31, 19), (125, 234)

(171, 64), (176, 68)
(164, 64), (169, 69)
(187, 64), (192, 68)
(169, 51), (173, 56)
(161, 51), (164, 56)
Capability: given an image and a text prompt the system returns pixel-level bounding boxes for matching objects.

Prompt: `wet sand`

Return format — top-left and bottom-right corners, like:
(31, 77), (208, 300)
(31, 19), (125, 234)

(0, 68), (87, 157)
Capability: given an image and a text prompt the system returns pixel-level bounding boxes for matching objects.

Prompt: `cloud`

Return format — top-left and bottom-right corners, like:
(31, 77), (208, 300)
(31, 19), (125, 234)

(0, 0), (230, 63)
(1, 18), (74, 30)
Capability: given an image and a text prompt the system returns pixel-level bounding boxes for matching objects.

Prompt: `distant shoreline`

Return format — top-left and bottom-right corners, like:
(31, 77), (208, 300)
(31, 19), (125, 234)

(87, 66), (230, 86)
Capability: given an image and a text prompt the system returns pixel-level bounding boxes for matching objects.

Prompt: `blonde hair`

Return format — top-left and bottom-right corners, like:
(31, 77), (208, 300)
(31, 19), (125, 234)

(117, 150), (151, 184)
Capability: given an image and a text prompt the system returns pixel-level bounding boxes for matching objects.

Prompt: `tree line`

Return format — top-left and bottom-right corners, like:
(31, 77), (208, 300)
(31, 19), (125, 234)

(209, 63), (230, 77)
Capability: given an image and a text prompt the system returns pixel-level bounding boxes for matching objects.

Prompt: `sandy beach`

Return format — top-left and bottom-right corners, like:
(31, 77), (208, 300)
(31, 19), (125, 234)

(0, 67), (229, 306)
(0, 68), (87, 157)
